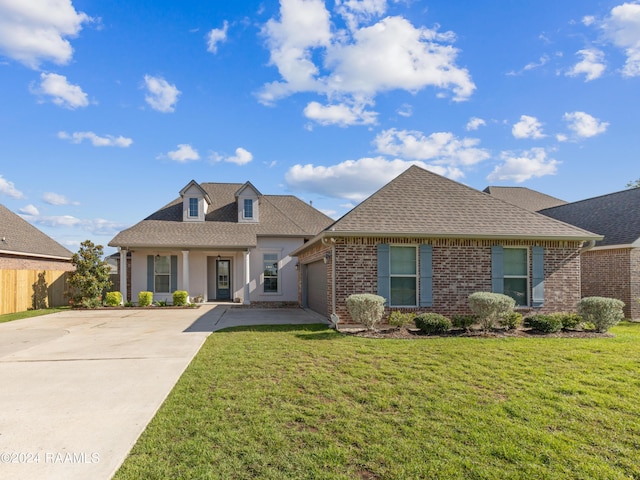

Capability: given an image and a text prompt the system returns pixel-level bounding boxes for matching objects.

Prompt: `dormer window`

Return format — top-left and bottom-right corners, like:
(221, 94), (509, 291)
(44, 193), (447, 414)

(189, 198), (199, 217)
(244, 199), (253, 219)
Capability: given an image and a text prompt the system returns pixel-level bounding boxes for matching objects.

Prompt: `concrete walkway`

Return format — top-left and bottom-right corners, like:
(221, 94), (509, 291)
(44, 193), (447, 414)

(0, 305), (326, 480)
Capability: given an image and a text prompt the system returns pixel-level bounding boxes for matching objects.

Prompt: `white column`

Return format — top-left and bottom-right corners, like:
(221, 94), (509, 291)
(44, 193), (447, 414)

(182, 250), (190, 302)
(119, 248), (127, 305)
(243, 249), (251, 305)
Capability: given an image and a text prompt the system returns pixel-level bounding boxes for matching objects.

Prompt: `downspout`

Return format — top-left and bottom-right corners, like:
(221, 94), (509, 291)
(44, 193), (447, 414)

(321, 236), (338, 327)
(580, 240), (596, 253)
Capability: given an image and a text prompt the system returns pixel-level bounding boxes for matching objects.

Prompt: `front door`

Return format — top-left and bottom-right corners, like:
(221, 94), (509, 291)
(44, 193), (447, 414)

(216, 259), (231, 301)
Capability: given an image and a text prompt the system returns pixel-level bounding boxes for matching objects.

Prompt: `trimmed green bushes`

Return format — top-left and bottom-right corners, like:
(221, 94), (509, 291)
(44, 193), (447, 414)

(578, 297), (625, 333)
(525, 314), (563, 333)
(388, 311), (415, 328)
(500, 311), (523, 330)
(173, 290), (188, 306)
(138, 291), (153, 307)
(346, 294), (385, 330)
(105, 291), (122, 307)
(468, 292), (516, 331)
(451, 314), (476, 330)
(415, 313), (451, 335)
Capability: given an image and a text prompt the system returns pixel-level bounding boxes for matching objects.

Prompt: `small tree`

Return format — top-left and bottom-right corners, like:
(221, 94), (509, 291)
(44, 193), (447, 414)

(468, 292), (516, 331)
(68, 240), (112, 307)
(626, 178), (640, 189)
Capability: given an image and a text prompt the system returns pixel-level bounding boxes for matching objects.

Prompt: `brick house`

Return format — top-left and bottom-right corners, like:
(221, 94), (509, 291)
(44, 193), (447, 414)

(0, 204), (74, 314)
(539, 188), (640, 320)
(292, 166), (601, 325)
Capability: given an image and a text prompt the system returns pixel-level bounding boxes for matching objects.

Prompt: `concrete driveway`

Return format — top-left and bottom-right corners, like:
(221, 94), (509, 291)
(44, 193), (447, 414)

(0, 305), (326, 480)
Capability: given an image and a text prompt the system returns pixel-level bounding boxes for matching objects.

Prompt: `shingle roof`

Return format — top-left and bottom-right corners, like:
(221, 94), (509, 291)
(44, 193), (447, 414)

(109, 182), (333, 249)
(483, 186), (567, 211)
(322, 166), (599, 240)
(539, 187), (640, 247)
(0, 204), (73, 259)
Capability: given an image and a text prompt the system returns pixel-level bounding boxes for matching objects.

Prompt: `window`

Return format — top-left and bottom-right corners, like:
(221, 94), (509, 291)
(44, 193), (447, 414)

(263, 253), (278, 293)
(188, 198), (198, 217)
(503, 248), (528, 306)
(390, 246), (417, 306)
(244, 199), (253, 219)
(154, 256), (171, 293)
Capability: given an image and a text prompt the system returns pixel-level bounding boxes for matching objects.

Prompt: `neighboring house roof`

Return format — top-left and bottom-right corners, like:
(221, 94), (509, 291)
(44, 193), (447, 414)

(539, 187), (640, 247)
(295, 166), (600, 252)
(109, 182), (334, 249)
(483, 186), (567, 211)
(0, 204), (73, 260)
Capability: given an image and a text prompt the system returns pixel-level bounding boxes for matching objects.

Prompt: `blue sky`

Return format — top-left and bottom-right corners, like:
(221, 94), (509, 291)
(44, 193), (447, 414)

(1, 0), (639, 256)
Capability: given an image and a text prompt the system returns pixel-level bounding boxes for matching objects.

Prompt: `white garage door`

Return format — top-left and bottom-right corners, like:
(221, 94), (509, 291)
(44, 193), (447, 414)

(306, 260), (327, 316)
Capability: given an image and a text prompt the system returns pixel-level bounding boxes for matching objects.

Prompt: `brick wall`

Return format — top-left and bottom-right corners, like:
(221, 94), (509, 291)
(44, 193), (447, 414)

(298, 237), (583, 324)
(581, 247), (640, 320)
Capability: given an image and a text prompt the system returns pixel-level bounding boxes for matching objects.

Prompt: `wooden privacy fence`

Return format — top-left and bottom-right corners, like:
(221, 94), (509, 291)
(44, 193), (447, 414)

(0, 269), (70, 315)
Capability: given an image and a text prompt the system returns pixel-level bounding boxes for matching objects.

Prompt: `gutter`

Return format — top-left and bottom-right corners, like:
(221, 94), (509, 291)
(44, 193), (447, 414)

(321, 236), (338, 328)
(0, 249), (72, 261)
(579, 240), (597, 253)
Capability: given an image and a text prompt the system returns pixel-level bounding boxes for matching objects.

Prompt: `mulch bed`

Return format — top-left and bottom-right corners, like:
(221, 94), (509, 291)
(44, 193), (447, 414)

(341, 327), (612, 339)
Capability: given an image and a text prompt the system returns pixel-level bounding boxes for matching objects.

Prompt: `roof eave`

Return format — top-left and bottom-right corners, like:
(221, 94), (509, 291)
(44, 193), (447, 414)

(0, 249), (72, 261)
(290, 230), (603, 256)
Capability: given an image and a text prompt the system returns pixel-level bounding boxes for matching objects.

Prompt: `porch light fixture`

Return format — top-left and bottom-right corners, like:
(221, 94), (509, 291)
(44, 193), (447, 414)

(323, 252), (331, 264)
(217, 255), (221, 260)
(295, 262), (299, 270)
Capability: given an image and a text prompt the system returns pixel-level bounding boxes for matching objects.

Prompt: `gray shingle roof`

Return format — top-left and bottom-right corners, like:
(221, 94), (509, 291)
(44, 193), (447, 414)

(324, 166), (599, 240)
(0, 204), (73, 259)
(539, 187), (640, 247)
(109, 182), (333, 249)
(483, 186), (567, 211)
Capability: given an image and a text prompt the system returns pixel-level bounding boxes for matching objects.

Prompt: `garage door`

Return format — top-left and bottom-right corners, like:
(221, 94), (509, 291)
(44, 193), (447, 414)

(306, 260), (327, 316)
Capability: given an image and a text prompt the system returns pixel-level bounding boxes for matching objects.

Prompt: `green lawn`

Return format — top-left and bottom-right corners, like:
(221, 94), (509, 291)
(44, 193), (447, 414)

(115, 323), (640, 480)
(0, 307), (68, 324)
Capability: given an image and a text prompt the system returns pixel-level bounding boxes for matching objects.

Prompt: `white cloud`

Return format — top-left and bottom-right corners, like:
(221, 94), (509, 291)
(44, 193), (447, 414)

(211, 147), (254, 165)
(512, 115), (545, 139)
(207, 21), (229, 54)
(0, 0), (91, 68)
(163, 144), (200, 163)
(466, 117), (486, 131)
(286, 157), (463, 202)
(0, 175), (24, 199)
(259, 1), (475, 115)
(397, 103), (413, 117)
(19, 213), (126, 236)
(143, 75), (181, 113)
(601, 2), (640, 77)
(583, 15), (596, 26)
(563, 111), (609, 138)
(43, 192), (78, 206)
(19, 204), (39, 216)
(374, 128), (490, 166)
(304, 100), (377, 126)
(58, 131), (133, 147)
(524, 55), (550, 71)
(487, 148), (559, 183)
(566, 48), (606, 81)
(33, 72), (89, 109)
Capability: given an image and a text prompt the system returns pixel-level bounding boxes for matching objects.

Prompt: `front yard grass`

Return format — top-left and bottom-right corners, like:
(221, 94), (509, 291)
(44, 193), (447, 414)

(0, 307), (68, 324)
(115, 322), (640, 479)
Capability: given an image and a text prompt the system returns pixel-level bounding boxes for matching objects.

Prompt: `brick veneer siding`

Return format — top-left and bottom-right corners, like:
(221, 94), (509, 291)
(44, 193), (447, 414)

(298, 237), (583, 325)
(581, 248), (640, 320)
(0, 254), (73, 271)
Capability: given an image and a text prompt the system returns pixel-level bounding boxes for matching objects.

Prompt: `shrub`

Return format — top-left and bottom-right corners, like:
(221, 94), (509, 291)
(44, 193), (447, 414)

(500, 311), (523, 330)
(346, 294), (386, 331)
(552, 312), (583, 330)
(525, 314), (563, 333)
(80, 296), (102, 309)
(388, 311), (415, 328)
(578, 297), (625, 333)
(173, 290), (188, 306)
(468, 292), (516, 331)
(105, 291), (122, 307)
(415, 313), (452, 335)
(124, 301), (134, 307)
(138, 291), (153, 307)
(451, 314), (476, 330)
(155, 299), (168, 307)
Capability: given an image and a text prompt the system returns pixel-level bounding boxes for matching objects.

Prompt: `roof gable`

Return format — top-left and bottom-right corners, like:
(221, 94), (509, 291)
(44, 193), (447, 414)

(0, 204), (73, 259)
(179, 180), (211, 204)
(326, 166), (599, 240)
(540, 188), (640, 247)
(234, 181), (261, 198)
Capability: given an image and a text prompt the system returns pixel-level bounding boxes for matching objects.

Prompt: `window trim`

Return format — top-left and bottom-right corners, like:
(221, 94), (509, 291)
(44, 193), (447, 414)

(243, 198), (253, 219)
(188, 197), (199, 218)
(262, 251), (280, 295)
(503, 246), (530, 307)
(389, 245), (418, 307)
(154, 255), (171, 293)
